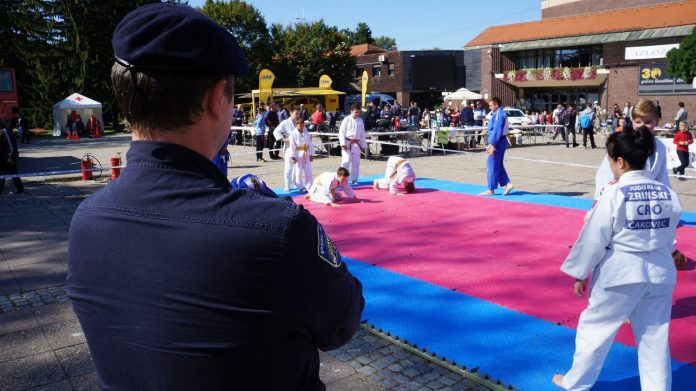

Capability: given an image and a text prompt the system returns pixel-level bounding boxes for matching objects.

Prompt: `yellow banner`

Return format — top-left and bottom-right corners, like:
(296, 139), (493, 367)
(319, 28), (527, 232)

(361, 71), (369, 107)
(325, 95), (339, 112)
(319, 74), (333, 88)
(258, 69), (275, 105)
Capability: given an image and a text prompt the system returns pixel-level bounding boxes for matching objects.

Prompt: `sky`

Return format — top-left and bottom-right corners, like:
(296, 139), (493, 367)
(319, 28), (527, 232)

(188, 0), (542, 50)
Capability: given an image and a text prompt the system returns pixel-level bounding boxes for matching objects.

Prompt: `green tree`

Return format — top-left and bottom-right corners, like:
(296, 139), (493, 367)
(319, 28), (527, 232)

(198, 0), (273, 93)
(270, 20), (355, 91)
(666, 27), (696, 83)
(373, 36), (397, 51)
(352, 22), (373, 45)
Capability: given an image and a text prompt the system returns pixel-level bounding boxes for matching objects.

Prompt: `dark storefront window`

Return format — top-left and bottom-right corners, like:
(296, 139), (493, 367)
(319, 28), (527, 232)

(372, 64), (381, 77)
(355, 67), (364, 78)
(515, 46), (602, 69)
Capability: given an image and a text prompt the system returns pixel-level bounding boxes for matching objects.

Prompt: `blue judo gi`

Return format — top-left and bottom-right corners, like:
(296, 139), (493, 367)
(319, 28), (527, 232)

(486, 108), (511, 191)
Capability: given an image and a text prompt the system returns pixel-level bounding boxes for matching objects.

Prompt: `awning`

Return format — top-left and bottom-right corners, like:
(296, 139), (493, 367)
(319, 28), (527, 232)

(495, 69), (609, 88)
(498, 25), (694, 52)
(248, 87), (346, 96)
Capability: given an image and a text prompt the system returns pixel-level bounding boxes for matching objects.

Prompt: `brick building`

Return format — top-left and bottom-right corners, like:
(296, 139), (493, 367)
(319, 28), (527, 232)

(465, 0), (696, 124)
(351, 44), (466, 109)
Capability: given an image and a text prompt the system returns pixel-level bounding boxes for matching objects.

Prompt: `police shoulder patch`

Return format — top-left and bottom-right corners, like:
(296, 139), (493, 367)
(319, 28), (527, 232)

(317, 224), (342, 268)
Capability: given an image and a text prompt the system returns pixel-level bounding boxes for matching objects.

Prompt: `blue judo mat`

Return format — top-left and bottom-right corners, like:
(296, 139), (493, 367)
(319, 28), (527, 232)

(346, 257), (696, 390)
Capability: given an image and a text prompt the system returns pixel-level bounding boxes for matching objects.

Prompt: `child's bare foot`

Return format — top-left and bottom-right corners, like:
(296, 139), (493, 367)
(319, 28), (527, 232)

(284, 186), (290, 192)
(479, 190), (494, 196)
(329, 202), (341, 208)
(373, 180), (379, 190)
(503, 183), (514, 195)
(303, 193), (310, 200)
(552, 374), (564, 388)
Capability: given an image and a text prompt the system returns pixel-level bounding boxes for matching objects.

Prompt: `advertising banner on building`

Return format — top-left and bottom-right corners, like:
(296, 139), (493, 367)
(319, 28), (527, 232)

(638, 64), (695, 95)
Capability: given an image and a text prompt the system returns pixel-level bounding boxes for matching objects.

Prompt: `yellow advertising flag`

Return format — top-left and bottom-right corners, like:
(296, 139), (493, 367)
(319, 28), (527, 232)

(258, 69), (275, 104)
(319, 74), (333, 88)
(361, 71), (369, 107)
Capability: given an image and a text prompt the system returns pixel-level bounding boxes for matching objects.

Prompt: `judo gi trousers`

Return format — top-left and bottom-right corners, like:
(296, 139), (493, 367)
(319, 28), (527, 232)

(308, 187), (354, 204)
(341, 147), (361, 182)
(295, 158), (313, 191)
(282, 147), (295, 188)
(563, 282), (674, 391)
(486, 141), (510, 191)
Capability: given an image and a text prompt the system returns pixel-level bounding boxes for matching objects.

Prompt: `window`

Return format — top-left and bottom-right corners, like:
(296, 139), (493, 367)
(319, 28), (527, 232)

(372, 64), (381, 77)
(355, 67), (364, 78)
(0, 70), (13, 92)
(388, 63), (395, 76)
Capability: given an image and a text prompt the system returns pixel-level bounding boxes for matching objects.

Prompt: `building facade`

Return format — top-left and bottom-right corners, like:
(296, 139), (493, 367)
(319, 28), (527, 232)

(351, 44), (466, 109)
(465, 0), (696, 123)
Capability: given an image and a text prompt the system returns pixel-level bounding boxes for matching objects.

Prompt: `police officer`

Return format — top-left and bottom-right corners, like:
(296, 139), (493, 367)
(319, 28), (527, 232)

(67, 4), (364, 391)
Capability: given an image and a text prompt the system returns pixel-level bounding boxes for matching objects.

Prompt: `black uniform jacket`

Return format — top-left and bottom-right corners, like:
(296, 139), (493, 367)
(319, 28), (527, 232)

(67, 141), (364, 391)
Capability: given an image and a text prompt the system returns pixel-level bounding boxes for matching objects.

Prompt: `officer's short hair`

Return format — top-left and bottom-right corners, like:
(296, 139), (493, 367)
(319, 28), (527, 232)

(337, 167), (350, 177)
(110, 3), (247, 138)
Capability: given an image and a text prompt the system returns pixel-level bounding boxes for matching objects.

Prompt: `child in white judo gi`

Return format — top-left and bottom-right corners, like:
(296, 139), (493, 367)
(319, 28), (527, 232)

(289, 119), (314, 192)
(339, 103), (367, 184)
(373, 156), (417, 195)
(304, 167), (357, 208)
(553, 126), (681, 391)
(274, 106), (301, 191)
(591, 99), (687, 268)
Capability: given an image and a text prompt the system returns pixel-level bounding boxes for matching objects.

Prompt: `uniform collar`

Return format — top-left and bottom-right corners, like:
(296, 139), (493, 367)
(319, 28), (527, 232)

(126, 141), (231, 188)
(619, 170), (651, 181)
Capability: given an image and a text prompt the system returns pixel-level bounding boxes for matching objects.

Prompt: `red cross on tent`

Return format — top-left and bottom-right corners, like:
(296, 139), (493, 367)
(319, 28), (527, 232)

(74, 96), (82, 101)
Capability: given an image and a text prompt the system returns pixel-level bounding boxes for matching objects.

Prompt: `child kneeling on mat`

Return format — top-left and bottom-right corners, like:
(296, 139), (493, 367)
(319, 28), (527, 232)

(373, 156), (416, 196)
(554, 126), (681, 391)
(305, 167), (358, 208)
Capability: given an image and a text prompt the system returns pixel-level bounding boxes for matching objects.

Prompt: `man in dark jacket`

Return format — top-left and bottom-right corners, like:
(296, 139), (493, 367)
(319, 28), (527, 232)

(0, 119), (25, 194)
(67, 5), (364, 391)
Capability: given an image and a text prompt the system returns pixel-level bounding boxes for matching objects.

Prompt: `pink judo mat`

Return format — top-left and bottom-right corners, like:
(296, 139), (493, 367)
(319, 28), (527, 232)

(296, 185), (696, 365)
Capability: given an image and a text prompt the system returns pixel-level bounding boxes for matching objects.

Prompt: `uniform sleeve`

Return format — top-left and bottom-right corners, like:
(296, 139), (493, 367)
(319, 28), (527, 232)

(360, 122), (367, 149)
(278, 209), (364, 351)
(288, 132), (299, 158)
(488, 111), (503, 145)
(651, 141), (670, 188)
(338, 119), (347, 146)
(561, 186), (617, 280)
(307, 133), (315, 156)
(594, 156), (615, 200)
(273, 122), (284, 141)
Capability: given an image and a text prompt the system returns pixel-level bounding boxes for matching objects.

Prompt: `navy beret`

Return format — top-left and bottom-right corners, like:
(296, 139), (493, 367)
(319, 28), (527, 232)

(113, 3), (248, 76)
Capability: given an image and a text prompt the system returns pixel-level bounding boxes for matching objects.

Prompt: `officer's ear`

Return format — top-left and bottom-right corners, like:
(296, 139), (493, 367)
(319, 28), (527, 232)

(206, 78), (233, 121)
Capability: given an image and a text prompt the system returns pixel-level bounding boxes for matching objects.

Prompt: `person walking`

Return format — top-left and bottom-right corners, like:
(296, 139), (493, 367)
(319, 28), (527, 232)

(479, 97), (513, 196)
(579, 103), (596, 149)
(564, 104), (578, 148)
(0, 119), (25, 194)
(67, 6), (364, 390)
(674, 101), (688, 129)
(672, 121), (693, 179)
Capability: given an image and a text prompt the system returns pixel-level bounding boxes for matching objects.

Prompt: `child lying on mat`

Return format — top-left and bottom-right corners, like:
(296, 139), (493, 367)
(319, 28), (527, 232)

(373, 156), (416, 196)
(554, 126), (681, 391)
(304, 167), (358, 208)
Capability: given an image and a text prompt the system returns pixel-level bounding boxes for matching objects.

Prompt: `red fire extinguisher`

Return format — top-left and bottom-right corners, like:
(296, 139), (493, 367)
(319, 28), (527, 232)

(80, 156), (93, 181)
(111, 153), (122, 180)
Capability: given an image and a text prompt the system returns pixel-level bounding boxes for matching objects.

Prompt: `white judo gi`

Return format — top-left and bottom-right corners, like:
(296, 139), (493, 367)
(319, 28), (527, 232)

(307, 171), (355, 205)
(375, 156), (416, 195)
(338, 115), (367, 183)
(560, 170), (681, 391)
(288, 128), (314, 191)
(273, 119), (296, 188)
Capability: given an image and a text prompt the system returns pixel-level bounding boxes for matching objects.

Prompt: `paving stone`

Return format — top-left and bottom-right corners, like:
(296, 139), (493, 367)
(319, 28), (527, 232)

(32, 301), (76, 326)
(30, 378), (73, 390)
(392, 374), (409, 384)
(424, 370), (441, 381)
(54, 344), (95, 377)
(318, 351), (355, 384)
(403, 367), (420, 377)
(69, 372), (100, 391)
(356, 355), (372, 365)
(10, 260), (67, 292)
(357, 365), (377, 376)
(0, 307), (37, 336)
(388, 363), (403, 372)
(379, 377), (398, 388)
(0, 328), (52, 362)
(440, 376), (457, 386)
(0, 352), (65, 390)
(41, 320), (86, 350)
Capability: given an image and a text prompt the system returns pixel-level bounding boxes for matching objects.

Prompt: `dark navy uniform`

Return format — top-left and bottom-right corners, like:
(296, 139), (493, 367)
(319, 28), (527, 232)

(68, 142), (364, 390)
(67, 4), (363, 390)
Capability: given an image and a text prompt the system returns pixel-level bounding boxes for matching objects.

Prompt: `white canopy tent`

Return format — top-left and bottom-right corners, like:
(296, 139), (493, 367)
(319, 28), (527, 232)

(52, 93), (103, 137)
(443, 88), (483, 101)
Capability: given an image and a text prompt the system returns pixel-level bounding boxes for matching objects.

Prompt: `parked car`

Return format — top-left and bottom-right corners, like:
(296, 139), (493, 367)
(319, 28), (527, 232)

(485, 107), (529, 126)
